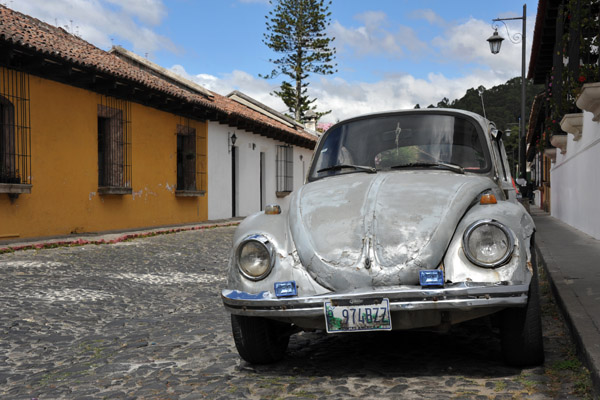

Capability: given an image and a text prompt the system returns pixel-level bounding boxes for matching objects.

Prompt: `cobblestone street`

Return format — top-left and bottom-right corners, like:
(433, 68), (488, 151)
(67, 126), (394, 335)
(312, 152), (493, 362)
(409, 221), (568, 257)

(0, 226), (592, 399)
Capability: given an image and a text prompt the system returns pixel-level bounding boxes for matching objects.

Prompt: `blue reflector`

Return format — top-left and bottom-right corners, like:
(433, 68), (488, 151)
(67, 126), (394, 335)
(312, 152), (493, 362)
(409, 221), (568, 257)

(419, 270), (444, 287)
(274, 281), (297, 297)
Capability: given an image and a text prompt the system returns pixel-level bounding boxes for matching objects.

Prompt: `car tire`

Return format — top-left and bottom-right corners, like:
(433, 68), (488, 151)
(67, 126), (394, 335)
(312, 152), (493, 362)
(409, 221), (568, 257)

(500, 239), (545, 366)
(231, 314), (290, 364)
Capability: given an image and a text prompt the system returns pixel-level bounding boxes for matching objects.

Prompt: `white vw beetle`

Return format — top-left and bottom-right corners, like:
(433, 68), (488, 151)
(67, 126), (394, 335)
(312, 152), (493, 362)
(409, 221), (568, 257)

(222, 109), (543, 366)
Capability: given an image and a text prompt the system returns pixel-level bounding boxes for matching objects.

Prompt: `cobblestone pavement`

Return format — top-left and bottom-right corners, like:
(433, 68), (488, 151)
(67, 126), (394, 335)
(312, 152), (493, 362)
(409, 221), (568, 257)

(0, 226), (593, 399)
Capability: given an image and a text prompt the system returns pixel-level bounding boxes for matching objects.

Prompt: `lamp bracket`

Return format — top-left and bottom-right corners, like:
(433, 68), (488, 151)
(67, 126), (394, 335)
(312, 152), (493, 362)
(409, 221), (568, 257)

(492, 19), (522, 45)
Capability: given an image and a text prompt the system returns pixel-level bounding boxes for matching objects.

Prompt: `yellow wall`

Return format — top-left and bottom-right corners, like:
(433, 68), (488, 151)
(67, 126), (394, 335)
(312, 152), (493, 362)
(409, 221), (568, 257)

(0, 73), (208, 240)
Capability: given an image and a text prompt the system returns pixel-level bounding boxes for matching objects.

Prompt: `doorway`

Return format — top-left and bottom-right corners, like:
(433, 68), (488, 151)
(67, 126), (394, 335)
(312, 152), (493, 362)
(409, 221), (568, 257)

(231, 146), (238, 217)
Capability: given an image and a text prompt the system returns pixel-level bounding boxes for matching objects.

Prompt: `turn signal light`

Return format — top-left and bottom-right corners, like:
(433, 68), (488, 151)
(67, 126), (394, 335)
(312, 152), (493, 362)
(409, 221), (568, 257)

(480, 194), (497, 205)
(265, 204), (281, 215)
(419, 270), (444, 287)
(274, 281), (297, 297)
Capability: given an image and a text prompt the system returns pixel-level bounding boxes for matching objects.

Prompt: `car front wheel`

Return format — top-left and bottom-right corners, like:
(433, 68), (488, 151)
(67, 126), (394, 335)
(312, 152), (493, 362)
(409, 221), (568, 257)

(231, 314), (291, 364)
(500, 240), (545, 366)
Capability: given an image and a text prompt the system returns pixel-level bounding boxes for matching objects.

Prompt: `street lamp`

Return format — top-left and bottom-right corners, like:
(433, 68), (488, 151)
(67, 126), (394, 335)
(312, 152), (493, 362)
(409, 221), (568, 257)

(488, 4), (527, 185)
(228, 132), (237, 154)
(486, 28), (504, 54)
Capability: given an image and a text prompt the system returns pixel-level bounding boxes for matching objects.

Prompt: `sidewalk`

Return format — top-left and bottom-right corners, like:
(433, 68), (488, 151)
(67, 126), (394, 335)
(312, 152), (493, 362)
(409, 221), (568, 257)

(0, 218), (242, 253)
(531, 206), (600, 394)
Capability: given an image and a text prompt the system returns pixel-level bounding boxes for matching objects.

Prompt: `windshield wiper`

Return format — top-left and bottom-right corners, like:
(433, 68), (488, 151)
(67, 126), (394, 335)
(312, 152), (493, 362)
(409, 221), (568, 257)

(390, 162), (464, 174)
(317, 164), (377, 174)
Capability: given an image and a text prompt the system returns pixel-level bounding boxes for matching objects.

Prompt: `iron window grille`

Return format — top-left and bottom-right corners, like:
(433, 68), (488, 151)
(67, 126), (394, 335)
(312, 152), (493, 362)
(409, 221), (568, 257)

(276, 145), (293, 196)
(176, 118), (206, 196)
(0, 67), (31, 194)
(98, 95), (132, 194)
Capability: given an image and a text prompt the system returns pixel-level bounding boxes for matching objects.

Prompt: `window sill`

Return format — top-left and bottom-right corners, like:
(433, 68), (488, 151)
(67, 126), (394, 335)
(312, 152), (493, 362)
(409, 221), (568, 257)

(175, 190), (205, 197)
(276, 191), (292, 198)
(98, 187), (132, 195)
(0, 183), (32, 194)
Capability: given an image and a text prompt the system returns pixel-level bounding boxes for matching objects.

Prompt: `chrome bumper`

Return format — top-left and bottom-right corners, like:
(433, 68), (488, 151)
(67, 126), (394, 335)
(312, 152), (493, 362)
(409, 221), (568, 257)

(221, 282), (529, 318)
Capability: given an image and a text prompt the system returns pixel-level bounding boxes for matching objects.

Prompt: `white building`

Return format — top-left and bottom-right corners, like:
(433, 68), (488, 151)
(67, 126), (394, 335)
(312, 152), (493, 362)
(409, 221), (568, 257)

(549, 88), (600, 240)
(208, 91), (316, 219)
(526, 0), (600, 240)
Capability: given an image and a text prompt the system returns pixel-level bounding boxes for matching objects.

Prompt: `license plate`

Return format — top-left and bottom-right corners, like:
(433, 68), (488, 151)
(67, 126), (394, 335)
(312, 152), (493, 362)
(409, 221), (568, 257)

(324, 298), (392, 333)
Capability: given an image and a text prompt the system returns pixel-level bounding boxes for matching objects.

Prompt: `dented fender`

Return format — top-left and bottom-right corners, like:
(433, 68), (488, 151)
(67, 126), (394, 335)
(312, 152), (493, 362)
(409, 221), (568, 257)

(444, 201), (535, 284)
(226, 209), (331, 298)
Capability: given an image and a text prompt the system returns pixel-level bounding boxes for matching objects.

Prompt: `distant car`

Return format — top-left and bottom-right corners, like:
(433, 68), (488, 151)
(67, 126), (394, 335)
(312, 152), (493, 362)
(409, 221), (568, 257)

(222, 109), (543, 366)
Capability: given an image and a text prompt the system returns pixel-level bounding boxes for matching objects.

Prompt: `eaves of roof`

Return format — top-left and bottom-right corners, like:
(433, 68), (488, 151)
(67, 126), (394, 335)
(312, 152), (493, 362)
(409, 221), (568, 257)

(527, 0), (562, 84)
(526, 91), (547, 161)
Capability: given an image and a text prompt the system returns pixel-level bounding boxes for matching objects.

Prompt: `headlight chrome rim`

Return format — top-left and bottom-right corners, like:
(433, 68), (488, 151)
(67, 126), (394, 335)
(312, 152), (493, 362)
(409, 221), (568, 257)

(236, 235), (275, 281)
(462, 219), (514, 268)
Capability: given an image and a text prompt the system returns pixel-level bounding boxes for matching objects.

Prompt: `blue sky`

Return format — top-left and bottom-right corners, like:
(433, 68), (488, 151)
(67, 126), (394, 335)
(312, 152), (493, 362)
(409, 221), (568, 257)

(11, 0), (539, 122)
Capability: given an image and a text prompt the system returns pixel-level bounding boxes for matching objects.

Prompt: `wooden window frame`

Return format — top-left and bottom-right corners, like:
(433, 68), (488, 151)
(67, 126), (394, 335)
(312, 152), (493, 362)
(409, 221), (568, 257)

(276, 145), (293, 197)
(97, 97), (132, 195)
(0, 68), (31, 196)
(176, 123), (204, 196)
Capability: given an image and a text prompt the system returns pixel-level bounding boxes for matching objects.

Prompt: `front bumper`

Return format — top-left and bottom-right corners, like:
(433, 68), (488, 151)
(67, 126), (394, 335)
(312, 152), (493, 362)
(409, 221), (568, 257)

(221, 282), (529, 318)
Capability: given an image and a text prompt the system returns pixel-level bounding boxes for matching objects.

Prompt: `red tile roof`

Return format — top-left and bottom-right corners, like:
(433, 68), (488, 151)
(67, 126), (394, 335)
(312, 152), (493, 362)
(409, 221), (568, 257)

(0, 5), (317, 148)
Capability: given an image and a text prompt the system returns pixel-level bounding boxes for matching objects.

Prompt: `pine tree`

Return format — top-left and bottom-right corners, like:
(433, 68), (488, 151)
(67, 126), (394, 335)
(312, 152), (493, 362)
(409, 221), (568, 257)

(261, 0), (337, 121)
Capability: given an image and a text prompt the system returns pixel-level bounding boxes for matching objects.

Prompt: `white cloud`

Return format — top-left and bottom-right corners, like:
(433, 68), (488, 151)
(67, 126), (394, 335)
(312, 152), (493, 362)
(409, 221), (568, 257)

(10, 0), (177, 56)
(331, 11), (428, 59)
(170, 63), (507, 124)
(170, 65), (289, 114)
(104, 0), (167, 25)
(431, 16), (534, 82)
(410, 9), (447, 27)
(307, 69), (506, 123)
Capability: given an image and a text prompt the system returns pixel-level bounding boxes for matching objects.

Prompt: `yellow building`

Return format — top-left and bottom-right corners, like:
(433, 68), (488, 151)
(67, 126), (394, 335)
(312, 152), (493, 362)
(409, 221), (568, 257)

(0, 6), (316, 241)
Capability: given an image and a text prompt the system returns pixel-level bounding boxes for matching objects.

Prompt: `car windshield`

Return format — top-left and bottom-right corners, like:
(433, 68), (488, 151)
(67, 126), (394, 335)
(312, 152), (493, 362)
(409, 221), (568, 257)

(309, 113), (490, 180)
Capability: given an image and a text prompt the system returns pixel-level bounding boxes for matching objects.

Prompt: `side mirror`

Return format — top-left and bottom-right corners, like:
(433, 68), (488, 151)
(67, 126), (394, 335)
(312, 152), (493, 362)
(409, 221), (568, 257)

(491, 128), (503, 141)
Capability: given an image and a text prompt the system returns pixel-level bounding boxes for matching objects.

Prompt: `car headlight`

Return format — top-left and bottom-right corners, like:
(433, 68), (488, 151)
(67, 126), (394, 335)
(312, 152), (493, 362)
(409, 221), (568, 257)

(462, 220), (514, 268)
(236, 235), (275, 280)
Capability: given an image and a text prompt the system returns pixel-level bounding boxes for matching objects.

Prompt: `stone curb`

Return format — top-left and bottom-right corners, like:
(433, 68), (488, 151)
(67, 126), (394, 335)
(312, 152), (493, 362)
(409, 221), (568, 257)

(0, 220), (240, 254)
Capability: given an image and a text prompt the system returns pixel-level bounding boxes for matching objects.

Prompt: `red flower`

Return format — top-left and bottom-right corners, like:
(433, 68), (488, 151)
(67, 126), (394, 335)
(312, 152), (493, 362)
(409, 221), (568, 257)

(579, 75), (587, 83)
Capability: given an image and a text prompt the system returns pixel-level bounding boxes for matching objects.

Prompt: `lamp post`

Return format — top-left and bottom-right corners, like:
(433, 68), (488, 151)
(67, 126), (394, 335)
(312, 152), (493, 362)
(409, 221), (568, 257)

(487, 4), (527, 185)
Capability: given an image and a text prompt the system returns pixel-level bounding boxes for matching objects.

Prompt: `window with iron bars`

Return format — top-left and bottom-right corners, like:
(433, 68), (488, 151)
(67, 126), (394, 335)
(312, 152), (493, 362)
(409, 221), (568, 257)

(176, 119), (206, 196)
(98, 96), (132, 194)
(0, 67), (31, 195)
(276, 145), (293, 196)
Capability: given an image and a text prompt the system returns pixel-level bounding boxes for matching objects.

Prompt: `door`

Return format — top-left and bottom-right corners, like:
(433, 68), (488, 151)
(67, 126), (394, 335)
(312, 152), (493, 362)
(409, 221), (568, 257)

(260, 152), (266, 210)
(232, 146), (237, 217)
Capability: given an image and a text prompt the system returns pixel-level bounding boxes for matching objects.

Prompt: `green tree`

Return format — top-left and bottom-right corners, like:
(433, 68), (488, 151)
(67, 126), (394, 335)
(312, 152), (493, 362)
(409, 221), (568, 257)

(261, 0), (337, 121)
(441, 77), (542, 177)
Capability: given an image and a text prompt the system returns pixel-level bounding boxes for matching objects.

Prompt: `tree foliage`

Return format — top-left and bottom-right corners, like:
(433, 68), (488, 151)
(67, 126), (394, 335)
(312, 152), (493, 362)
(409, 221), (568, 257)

(430, 77), (543, 177)
(261, 0), (337, 121)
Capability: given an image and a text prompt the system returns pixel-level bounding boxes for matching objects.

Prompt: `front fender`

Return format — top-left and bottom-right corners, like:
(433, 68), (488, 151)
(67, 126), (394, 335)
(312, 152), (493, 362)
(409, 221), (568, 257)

(226, 209), (330, 297)
(444, 201), (535, 284)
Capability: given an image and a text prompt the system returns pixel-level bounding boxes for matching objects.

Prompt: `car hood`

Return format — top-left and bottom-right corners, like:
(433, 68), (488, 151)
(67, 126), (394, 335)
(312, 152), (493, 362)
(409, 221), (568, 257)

(289, 171), (494, 290)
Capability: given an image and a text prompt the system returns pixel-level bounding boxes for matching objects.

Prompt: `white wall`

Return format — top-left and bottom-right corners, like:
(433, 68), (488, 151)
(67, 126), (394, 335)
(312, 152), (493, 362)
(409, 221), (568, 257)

(207, 121), (314, 220)
(550, 111), (600, 239)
